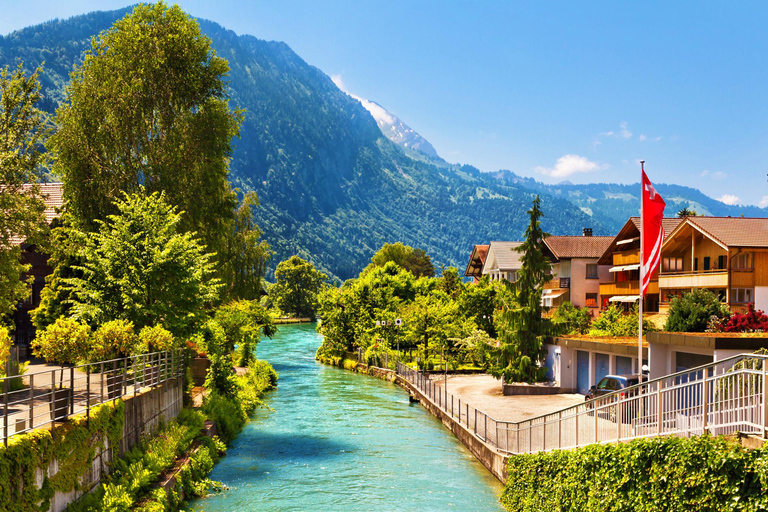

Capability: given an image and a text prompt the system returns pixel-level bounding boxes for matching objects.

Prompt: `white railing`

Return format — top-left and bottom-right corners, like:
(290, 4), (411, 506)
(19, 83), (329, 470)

(397, 353), (768, 454)
(0, 350), (185, 446)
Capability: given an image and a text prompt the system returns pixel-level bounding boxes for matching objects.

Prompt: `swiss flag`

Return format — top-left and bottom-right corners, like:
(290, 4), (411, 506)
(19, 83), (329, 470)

(641, 169), (666, 296)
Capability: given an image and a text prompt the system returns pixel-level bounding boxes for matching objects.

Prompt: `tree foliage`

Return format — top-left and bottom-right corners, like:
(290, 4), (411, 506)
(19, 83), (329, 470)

(220, 192), (272, 300)
(491, 196), (552, 383)
(270, 256), (327, 318)
(368, 242), (435, 278)
(551, 302), (592, 335)
(665, 289), (731, 333)
(48, 2), (242, 256)
(0, 64), (50, 319)
(32, 317), (91, 365)
(61, 192), (221, 337)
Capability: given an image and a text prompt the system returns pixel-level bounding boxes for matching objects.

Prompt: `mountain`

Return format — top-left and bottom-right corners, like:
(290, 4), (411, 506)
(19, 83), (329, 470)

(0, 8), (760, 282)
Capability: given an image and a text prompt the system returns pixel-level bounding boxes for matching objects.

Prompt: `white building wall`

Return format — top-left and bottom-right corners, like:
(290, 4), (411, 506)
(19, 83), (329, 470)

(755, 286), (768, 312)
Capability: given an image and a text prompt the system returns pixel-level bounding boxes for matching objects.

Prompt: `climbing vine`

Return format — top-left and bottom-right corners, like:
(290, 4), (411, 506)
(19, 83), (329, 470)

(0, 400), (125, 512)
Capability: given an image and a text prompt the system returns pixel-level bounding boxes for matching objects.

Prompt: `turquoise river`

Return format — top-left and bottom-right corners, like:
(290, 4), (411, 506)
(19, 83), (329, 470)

(191, 323), (504, 511)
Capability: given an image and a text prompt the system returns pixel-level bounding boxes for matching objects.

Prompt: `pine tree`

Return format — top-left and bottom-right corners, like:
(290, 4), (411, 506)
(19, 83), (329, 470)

(491, 196), (552, 383)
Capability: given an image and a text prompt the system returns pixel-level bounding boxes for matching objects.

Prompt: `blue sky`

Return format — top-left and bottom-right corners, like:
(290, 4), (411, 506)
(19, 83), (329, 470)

(1, 1), (767, 206)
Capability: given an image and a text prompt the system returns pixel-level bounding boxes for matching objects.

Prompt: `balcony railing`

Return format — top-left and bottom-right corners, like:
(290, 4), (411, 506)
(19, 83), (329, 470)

(658, 270), (728, 289)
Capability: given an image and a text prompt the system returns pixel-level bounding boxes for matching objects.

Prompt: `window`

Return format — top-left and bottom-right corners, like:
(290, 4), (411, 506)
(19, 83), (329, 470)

(732, 253), (753, 270)
(585, 293), (598, 308)
(586, 264), (598, 279)
(703, 256), (710, 271)
(731, 288), (753, 304)
(718, 255), (726, 270)
(662, 257), (684, 272)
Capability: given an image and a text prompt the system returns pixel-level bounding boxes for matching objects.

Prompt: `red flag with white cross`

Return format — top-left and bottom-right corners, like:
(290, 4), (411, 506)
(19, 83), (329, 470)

(640, 168), (666, 296)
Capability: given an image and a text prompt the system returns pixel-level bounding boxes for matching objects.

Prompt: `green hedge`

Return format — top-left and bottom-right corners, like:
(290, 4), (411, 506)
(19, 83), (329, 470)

(503, 435), (768, 511)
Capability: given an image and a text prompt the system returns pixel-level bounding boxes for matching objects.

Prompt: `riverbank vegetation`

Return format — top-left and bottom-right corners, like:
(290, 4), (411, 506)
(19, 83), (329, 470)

(502, 434), (768, 511)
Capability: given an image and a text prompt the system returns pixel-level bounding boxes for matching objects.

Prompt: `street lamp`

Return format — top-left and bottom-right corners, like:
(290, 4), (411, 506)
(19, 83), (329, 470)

(375, 318), (403, 367)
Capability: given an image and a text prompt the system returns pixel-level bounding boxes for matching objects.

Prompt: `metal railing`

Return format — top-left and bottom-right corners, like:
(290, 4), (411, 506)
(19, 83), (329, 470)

(397, 352), (768, 454)
(0, 349), (184, 445)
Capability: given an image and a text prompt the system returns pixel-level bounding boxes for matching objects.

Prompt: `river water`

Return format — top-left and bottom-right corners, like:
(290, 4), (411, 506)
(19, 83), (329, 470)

(190, 323), (503, 512)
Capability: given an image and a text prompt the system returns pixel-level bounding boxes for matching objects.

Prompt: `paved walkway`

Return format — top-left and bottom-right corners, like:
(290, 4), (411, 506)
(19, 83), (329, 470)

(431, 373), (584, 422)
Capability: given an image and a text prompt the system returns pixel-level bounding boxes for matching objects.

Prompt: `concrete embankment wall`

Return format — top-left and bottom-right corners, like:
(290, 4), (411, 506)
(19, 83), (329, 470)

(45, 378), (183, 512)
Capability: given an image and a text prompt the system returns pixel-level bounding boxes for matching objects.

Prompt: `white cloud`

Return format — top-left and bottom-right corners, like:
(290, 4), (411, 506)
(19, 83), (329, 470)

(700, 169), (710, 177)
(654, 136), (662, 142)
(620, 121), (632, 139)
(760, 196), (768, 208)
(639, 134), (647, 141)
(536, 154), (607, 178)
(717, 194), (740, 205)
(331, 73), (395, 125)
(701, 169), (728, 180)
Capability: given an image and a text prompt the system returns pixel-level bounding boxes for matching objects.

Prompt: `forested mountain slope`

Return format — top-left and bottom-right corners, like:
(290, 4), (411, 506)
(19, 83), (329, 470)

(2, 8), (758, 281)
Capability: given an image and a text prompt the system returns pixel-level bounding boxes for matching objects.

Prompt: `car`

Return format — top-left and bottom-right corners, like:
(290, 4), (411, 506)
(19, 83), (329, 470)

(585, 374), (642, 422)
(585, 374), (640, 401)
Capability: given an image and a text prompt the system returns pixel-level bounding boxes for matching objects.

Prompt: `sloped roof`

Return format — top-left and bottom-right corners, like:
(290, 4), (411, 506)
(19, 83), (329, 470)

(464, 244), (489, 277)
(597, 216), (682, 265)
(670, 217), (768, 248)
(629, 216), (683, 237)
(10, 183), (64, 245)
(543, 235), (613, 260)
(483, 241), (524, 272)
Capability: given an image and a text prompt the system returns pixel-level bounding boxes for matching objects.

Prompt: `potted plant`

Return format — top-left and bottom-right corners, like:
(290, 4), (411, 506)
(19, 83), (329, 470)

(31, 317), (91, 421)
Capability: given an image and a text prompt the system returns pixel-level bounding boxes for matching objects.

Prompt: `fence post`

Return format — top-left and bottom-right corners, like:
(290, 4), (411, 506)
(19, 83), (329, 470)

(543, 416), (547, 452)
(28, 374), (34, 430)
(594, 402), (598, 443)
(123, 358), (128, 397)
(70, 367), (75, 415)
(558, 410), (562, 449)
(657, 381), (663, 436)
(702, 375), (709, 434)
(49, 370), (56, 425)
(3, 375), (8, 446)
(86, 367), (91, 425)
(575, 410), (579, 447)
(617, 397), (621, 442)
(762, 361), (768, 439)
(100, 362), (105, 402)
(484, 414), (487, 441)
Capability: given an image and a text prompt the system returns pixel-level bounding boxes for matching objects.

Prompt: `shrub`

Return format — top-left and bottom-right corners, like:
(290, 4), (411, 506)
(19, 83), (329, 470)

(589, 305), (656, 336)
(91, 319), (137, 361)
(138, 325), (176, 353)
(201, 391), (247, 444)
(551, 302), (591, 335)
(665, 288), (730, 332)
(502, 434), (768, 512)
(724, 304), (768, 332)
(31, 316), (91, 365)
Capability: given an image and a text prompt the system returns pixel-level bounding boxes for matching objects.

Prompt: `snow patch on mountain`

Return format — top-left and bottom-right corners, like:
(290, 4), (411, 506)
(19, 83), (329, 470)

(332, 75), (440, 159)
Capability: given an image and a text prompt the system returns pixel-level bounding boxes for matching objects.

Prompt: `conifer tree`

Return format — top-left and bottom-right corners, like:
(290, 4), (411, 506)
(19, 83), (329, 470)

(491, 196), (552, 383)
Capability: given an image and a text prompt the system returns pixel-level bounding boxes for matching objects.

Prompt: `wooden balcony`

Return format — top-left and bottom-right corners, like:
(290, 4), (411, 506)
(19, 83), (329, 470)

(612, 250), (640, 266)
(658, 270), (728, 290)
(599, 280), (658, 296)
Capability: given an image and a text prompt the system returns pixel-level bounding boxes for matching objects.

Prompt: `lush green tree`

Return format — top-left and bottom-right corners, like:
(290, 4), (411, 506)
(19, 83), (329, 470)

(89, 319), (137, 362)
(665, 289), (730, 333)
(491, 196), (552, 383)
(62, 192), (221, 337)
(590, 304), (657, 336)
(368, 242), (435, 278)
(0, 64), (50, 319)
(271, 256), (327, 317)
(48, 2), (242, 255)
(458, 275), (500, 337)
(221, 192), (272, 300)
(677, 207), (698, 218)
(437, 266), (464, 299)
(454, 329), (497, 369)
(401, 292), (472, 368)
(214, 299), (276, 366)
(551, 302), (592, 335)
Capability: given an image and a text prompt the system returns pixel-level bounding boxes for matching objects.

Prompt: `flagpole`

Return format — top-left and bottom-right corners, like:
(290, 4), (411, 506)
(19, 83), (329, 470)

(639, 160), (645, 382)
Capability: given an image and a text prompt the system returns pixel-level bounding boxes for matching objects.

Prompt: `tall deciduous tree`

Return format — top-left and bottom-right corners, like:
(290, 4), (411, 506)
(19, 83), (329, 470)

(64, 192), (221, 337)
(0, 64), (49, 319)
(492, 196), (553, 383)
(48, 2), (243, 255)
(221, 192), (272, 300)
(270, 256), (327, 318)
(368, 242), (435, 278)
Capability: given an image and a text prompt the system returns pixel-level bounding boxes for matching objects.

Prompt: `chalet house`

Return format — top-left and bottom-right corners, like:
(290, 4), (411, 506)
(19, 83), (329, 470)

(597, 217), (682, 312)
(657, 216), (768, 313)
(464, 244), (489, 283)
(12, 183), (63, 355)
(479, 241), (524, 283)
(541, 229), (613, 312)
